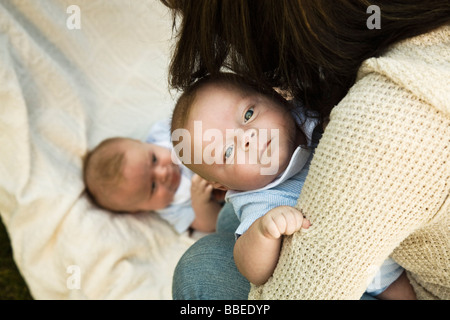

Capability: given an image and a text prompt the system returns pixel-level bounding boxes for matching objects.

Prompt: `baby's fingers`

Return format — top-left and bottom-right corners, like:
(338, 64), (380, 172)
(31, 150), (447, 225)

(283, 207), (310, 235)
(281, 209), (298, 235)
(285, 208), (304, 234)
(192, 174), (212, 191)
(302, 217), (311, 229)
(260, 206), (311, 239)
(191, 174), (202, 184)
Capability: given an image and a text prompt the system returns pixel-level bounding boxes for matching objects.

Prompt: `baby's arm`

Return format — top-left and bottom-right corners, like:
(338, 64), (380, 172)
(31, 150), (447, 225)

(234, 206), (310, 285)
(190, 174), (221, 232)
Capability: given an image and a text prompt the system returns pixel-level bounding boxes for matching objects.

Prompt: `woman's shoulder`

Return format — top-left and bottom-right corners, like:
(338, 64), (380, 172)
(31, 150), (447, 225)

(356, 24), (450, 117)
(393, 24), (450, 48)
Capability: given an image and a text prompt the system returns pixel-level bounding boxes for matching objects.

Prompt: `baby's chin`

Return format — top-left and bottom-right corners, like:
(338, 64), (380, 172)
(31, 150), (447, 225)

(231, 172), (280, 191)
(231, 161), (289, 191)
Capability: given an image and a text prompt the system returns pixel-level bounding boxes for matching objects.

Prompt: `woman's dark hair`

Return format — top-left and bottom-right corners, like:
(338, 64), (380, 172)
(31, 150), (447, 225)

(160, 0), (450, 119)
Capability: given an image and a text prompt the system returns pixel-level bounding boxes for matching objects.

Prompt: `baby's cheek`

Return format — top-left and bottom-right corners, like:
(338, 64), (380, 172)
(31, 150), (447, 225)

(163, 189), (176, 205)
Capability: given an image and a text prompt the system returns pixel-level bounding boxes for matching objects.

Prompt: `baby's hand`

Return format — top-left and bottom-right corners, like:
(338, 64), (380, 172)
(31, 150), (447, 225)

(258, 206), (310, 240)
(190, 174), (214, 204)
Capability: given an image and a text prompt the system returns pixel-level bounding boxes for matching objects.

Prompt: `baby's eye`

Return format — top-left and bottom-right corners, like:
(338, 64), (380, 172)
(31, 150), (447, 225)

(224, 145), (234, 161)
(244, 108), (254, 122)
(152, 154), (157, 163)
(151, 181), (156, 193)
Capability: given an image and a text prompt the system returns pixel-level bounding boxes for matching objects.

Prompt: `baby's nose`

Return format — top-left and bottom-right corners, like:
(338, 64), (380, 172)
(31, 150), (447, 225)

(154, 165), (168, 183)
(241, 128), (257, 151)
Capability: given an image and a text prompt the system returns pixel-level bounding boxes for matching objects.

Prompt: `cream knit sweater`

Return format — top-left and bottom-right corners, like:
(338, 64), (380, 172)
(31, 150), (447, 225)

(250, 25), (450, 300)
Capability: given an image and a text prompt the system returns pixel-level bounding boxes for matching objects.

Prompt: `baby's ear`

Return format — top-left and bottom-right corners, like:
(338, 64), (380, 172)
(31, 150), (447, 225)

(210, 181), (228, 191)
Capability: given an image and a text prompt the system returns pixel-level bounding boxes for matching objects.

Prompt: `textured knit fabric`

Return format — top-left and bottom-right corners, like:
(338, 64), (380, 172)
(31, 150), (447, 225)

(250, 25), (450, 300)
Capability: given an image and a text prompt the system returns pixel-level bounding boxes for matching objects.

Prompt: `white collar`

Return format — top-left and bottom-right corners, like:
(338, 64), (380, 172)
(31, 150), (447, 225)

(226, 146), (311, 198)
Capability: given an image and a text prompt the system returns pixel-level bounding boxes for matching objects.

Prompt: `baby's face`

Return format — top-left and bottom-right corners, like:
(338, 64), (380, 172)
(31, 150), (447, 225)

(109, 140), (181, 212)
(184, 84), (299, 191)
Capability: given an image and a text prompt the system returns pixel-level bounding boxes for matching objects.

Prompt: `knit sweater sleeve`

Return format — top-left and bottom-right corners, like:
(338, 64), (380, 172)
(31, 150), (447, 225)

(249, 26), (450, 300)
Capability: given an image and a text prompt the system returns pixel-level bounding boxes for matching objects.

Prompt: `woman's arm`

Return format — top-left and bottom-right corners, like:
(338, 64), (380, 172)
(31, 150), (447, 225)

(250, 71), (450, 299)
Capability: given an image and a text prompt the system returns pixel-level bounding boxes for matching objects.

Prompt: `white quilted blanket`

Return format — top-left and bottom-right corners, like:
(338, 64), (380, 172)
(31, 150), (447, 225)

(0, 0), (194, 299)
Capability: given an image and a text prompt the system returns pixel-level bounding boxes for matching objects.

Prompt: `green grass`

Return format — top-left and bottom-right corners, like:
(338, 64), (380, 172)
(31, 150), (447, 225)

(0, 217), (33, 300)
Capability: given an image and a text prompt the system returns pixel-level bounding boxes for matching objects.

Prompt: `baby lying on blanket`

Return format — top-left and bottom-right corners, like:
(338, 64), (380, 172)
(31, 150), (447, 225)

(83, 120), (223, 233)
(170, 72), (416, 299)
